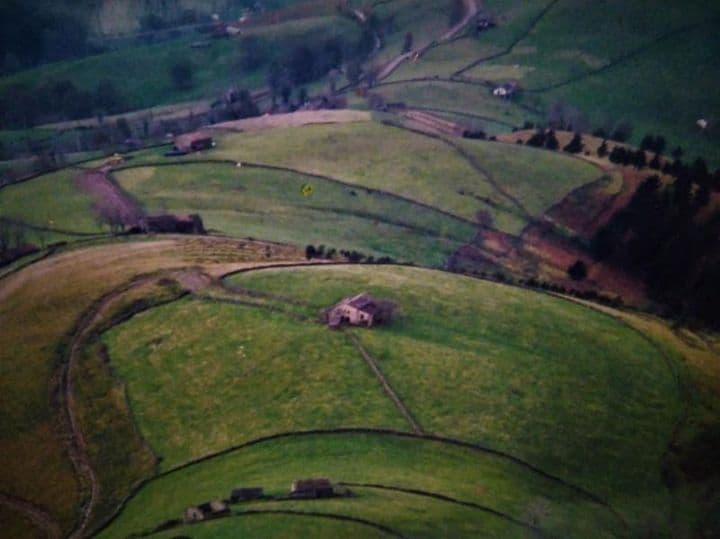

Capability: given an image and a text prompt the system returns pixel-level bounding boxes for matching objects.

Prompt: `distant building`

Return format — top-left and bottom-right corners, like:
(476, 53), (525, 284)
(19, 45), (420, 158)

(141, 214), (206, 235)
(493, 81), (519, 98)
(290, 478), (336, 499)
(173, 132), (215, 153)
(229, 487), (264, 503)
(325, 293), (395, 328)
(183, 500), (229, 523)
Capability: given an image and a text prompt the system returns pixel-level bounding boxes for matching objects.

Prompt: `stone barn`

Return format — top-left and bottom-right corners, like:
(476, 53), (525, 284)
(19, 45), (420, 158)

(325, 293), (396, 328)
(290, 478), (336, 499)
(142, 214), (206, 235)
(173, 132), (215, 153)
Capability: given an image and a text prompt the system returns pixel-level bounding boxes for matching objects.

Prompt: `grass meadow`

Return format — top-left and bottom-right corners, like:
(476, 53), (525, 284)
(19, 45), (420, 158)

(0, 169), (107, 243)
(229, 265), (682, 530)
(103, 299), (408, 468)
(210, 121), (599, 234)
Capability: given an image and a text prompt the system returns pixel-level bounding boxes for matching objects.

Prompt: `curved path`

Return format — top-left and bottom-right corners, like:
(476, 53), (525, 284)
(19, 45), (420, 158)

(366, 0), (478, 83)
(61, 275), (163, 538)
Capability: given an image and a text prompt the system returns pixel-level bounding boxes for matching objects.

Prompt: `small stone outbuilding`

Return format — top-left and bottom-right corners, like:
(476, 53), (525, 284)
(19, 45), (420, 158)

(173, 132), (215, 153)
(183, 500), (229, 523)
(290, 478), (336, 499)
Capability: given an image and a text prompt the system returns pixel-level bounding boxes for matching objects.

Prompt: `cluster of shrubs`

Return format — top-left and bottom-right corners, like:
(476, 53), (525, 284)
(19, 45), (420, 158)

(305, 244), (395, 264)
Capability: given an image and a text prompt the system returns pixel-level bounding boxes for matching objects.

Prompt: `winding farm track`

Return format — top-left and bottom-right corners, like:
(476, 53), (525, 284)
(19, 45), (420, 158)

(60, 275), (162, 538)
(0, 492), (61, 539)
(371, 0), (479, 83)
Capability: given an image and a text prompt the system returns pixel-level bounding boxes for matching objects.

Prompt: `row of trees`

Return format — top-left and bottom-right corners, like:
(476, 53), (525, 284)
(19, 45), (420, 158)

(592, 171), (720, 328)
(305, 244), (396, 264)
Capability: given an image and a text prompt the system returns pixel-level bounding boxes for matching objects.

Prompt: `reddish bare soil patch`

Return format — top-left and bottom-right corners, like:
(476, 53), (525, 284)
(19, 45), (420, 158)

(75, 167), (144, 228)
(547, 167), (658, 239)
(522, 225), (646, 304)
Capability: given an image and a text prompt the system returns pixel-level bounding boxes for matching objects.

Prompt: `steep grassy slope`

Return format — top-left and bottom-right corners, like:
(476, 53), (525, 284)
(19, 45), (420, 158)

(377, 0), (720, 163)
(210, 121), (599, 233)
(114, 162), (474, 266)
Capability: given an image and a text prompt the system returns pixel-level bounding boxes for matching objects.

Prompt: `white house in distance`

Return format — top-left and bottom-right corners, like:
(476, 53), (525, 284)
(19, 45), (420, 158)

(493, 80), (519, 98)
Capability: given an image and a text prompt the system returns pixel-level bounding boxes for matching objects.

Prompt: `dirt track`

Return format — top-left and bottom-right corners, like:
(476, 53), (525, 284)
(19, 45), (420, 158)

(75, 166), (144, 229)
(375, 0), (478, 82)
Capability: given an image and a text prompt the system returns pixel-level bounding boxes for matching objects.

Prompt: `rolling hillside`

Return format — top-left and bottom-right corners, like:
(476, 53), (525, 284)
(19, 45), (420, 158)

(96, 265), (682, 537)
(1, 1), (719, 538)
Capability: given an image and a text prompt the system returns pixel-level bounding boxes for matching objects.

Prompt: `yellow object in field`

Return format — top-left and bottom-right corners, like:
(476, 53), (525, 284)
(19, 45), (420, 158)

(301, 183), (314, 197)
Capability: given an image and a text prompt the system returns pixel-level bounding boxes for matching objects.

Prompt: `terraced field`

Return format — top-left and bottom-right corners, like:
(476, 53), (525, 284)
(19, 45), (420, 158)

(113, 162), (474, 267)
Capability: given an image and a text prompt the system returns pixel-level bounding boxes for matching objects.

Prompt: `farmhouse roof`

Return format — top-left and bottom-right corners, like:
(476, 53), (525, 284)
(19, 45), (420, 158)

(346, 293), (380, 314)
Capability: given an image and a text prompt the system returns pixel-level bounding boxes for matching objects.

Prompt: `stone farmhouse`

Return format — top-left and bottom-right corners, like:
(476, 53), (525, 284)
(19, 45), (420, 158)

(325, 293), (396, 328)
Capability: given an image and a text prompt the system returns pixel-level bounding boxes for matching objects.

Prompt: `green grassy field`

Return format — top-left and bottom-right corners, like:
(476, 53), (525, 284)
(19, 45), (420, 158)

(209, 121), (599, 234)
(114, 162), (474, 266)
(99, 433), (619, 539)
(228, 265), (682, 529)
(103, 299), (408, 468)
(94, 264), (683, 536)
